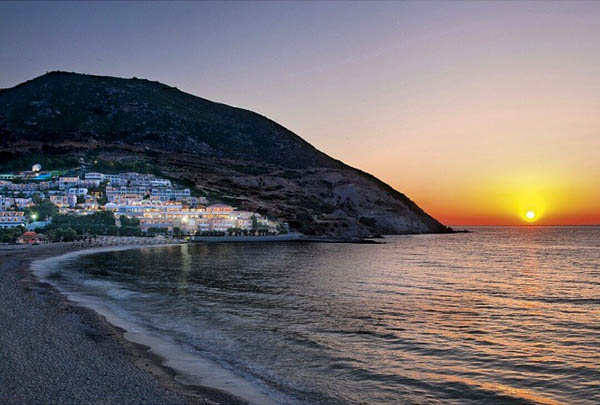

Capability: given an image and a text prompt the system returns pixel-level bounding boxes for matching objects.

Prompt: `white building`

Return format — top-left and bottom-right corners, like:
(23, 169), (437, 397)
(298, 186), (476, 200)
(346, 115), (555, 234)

(206, 203), (234, 213)
(32, 163), (42, 172)
(149, 179), (171, 187)
(50, 195), (77, 208)
(38, 181), (57, 190)
(77, 179), (100, 188)
(14, 198), (34, 209)
(85, 172), (105, 182)
(106, 186), (149, 203)
(104, 174), (127, 186)
(68, 187), (88, 196)
(0, 197), (14, 209)
(139, 206), (207, 233)
(150, 187), (191, 202)
(59, 176), (79, 189)
(0, 211), (25, 228)
(105, 200), (184, 218)
(8, 183), (38, 191)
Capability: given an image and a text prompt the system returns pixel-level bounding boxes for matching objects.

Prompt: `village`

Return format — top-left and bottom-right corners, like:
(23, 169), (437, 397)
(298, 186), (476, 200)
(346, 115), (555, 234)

(0, 163), (287, 244)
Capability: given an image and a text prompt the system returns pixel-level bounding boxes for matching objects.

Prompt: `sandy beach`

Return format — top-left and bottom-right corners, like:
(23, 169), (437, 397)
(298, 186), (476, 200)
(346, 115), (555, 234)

(0, 241), (249, 405)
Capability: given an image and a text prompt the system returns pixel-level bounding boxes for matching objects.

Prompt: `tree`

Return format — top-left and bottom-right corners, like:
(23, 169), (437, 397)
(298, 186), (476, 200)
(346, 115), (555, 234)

(120, 226), (142, 236)
(173, 227), (183, 238)
(227, 227), (243, 236)
(119, 215), (131, 227)
(26, 201), (58, 221)
(0, 227), (24, 244)
(42, 211), (117, 237)
(119, 215), (140, 228)
(147, 227), (169, 236)
(32, 194), (43, 205)
(62, 227), (77, 242)
(49, 227), (78, 242)
(276, 223), (288, 235)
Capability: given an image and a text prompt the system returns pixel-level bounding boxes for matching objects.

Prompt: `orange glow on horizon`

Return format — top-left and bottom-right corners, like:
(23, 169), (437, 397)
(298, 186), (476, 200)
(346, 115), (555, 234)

(388, 169), (600, 226)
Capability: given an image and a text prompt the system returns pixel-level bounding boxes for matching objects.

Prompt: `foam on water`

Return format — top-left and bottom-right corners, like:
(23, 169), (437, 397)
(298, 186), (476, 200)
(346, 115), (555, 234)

(32, 246), (283, 405)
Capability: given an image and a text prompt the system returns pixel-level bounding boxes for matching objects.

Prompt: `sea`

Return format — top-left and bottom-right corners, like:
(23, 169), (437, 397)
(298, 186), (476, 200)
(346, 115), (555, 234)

(35, 226), (600, 405)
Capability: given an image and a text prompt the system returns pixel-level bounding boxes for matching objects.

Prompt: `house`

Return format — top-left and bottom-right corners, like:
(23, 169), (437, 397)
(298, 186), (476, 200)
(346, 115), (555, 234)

(206, 216), (237, 232)
(181, 196), (208, 207)
(106, 186), (146, 203)
(85, 172), (105, 182)
(18, 231), (39, 244)
(0, 197), (14, 209)
(14, 198), (34, 209)
(68, 187), (88, 196)
(8, 183), (38, 191)
(50, 195), (77, 208)
(32, 164), (42, 172)
(0, 211), (25, 228)
(206, 203), (234, 213)
(77, 179), (100, 188)
(150, 187), (190, 202)
(104, 174), (127, 186)
(234, 211), (255, 230)
(59, 176), (79, 189)
(38, 181), (56, 189)
(149, 179), (171, 187)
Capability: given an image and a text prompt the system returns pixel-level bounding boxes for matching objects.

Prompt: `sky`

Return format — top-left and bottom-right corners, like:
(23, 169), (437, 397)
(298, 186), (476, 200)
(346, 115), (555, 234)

(1, 1), (599, 225)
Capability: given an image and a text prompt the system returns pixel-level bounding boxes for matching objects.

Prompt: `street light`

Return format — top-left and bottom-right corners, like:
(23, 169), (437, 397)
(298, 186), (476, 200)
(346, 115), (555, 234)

(31, 213), (38, 221)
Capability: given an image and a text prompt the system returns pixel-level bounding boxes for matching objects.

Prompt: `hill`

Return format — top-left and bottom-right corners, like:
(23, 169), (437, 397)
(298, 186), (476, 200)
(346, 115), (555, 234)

(0, 71), (451, 237)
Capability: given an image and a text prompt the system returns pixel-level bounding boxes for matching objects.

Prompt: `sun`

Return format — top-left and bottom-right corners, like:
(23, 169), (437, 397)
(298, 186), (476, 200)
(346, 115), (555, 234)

(515, 192), (545, 224)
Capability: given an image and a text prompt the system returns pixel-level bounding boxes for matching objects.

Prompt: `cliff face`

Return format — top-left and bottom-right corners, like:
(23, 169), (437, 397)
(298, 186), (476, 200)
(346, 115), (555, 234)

(0, 71), (451, 237)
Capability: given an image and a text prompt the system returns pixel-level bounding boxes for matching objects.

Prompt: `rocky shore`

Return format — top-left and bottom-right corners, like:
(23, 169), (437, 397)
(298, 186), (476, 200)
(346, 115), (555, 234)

(0, 243), (248, 405)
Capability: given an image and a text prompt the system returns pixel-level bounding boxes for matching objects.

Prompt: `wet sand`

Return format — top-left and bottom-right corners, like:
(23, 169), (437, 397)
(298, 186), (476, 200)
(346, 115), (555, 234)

(0, 243), (248, 405)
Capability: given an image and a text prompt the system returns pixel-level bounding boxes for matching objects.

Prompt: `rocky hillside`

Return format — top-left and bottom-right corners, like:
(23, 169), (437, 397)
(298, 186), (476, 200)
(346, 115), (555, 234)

(0, 71), (451, 237)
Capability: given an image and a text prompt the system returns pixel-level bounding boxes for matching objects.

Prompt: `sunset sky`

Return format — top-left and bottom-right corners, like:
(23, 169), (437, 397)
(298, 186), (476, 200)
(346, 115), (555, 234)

(1, 1), (599, 225)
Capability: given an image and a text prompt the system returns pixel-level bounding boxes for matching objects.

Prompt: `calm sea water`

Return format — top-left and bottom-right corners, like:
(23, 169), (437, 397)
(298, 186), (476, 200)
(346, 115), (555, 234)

(47, 227), (600, 404)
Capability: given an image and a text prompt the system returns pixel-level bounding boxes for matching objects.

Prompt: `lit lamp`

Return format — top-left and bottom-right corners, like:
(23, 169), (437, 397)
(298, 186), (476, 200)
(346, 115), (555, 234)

(31, 213), (38, 221)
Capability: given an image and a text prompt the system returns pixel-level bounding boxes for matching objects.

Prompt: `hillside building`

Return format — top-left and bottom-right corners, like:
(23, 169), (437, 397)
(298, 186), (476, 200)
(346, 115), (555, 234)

(0, 211), (25, 228)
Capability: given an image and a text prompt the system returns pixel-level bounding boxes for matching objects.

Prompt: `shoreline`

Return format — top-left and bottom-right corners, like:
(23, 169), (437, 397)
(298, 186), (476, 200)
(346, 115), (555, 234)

(192, 233), (384, 244)
(1, 242), (251, 405)
(1, 233), (433, 404)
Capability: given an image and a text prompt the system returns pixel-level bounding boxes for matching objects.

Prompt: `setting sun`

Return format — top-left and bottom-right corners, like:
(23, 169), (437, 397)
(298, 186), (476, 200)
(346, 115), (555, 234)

(522, 206), (541, 223)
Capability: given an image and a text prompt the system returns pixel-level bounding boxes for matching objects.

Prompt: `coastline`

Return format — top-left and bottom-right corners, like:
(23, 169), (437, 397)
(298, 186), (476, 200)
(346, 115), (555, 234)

(0, 242), (251, 405)
(192, 233), (384, 244)
(1, 235), (398, 404)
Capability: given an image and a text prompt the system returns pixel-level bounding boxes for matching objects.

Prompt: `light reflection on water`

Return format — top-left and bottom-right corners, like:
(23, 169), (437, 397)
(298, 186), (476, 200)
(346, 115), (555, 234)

(52, 227), (600, 404)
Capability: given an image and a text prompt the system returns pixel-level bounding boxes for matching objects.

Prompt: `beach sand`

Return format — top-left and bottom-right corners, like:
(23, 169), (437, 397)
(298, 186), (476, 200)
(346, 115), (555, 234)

(0, 243), (248, 405)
